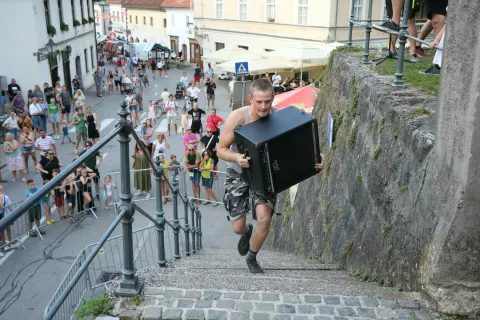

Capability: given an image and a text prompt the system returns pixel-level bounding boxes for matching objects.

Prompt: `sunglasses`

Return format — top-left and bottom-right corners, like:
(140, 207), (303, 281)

(188, 149), (194, 151)
(85, 144), (91, 147)
(48, 153), (54, 155)
(207, 131), (212, 133)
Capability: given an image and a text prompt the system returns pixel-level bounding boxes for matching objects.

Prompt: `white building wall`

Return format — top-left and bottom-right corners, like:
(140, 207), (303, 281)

(165, 7), (194, 60)
(0, 0), (97, 102)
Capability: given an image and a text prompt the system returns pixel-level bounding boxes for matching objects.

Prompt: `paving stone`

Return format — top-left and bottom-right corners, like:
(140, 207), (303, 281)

(262, 293), (280, 301)
(141, 306), (162, 320)
(144, 287), (165, 295)
(164, 289), (183, 298)
(255, 302), (275, 312)
(360, 297), (379, 308)
(317, 306), (335, 315)
(397, 300), (420, 310)
(333, 317), (348, 320)
(375, 308), (395, 319)
(139, 297), (161, 308)
(323, 296), (341, 305)
(185, 310), (206, 320)
(336, 307), (357, 317)
(356, 307), (376, 318)
(195, 300), (214, 308)
(277, 304), (296, 314)
(395, 309), (417, 320)
(313, 317), (333, 320)
(243, 292), (261, 301)
(414, 309), (433, 320)
(379, 299), (399, 309)
(253, 313), (271, 320)
(204, 291), (222, 300)
(273, 316), (291, 320)
(207, 310), (227, 320)
(184, 290), (202, 299)
(283, 295), (301, 304)
(235, 301), (254, 312)
(293, 316), (310, 320)
(231, 312), (250, 320)
(162, 309), (183, 320)
(177, 299), (195, 308)
(342, 297), (361, 307)
(216, 299), (236, 309)
(297, 305), (316, 314)
(119, 309), (142, 320)
(224, 292), (242, 299)
(304, 295), (323, 304)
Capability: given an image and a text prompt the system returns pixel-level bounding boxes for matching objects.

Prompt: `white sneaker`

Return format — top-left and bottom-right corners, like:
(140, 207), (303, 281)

(146, 193), (150, 199)
(135, 191), (141, 196)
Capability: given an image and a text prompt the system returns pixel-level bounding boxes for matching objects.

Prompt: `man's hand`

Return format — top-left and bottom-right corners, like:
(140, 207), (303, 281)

(429, 39), (440, 49)
(237, 154), (251, 168)
(315, 153), (326, 171)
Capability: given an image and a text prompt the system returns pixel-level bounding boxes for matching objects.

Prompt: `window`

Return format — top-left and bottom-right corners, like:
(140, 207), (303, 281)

(44, 0), (50, 26)
(150, 17), (153, 26)
(265, 49), (275, 52)
(84, 49), (89, 73)
(172, 14), (175, 26)
(297, 0), (308, 25)
(215, 0), (224, 19)
(129, 15), (132, 23)
(265, 0), (276, 22)
(90, 45), (94, 69)
(57, 0), (64, 23)
(121, 12), (124, 22)
(238, 45), (249, 50)
(351, 0), (364, 21)
(239, 0), (247, 20)
(143, 16), (146, 25)
(186, 15), (190, 25)
(215, 42), (225, 51)
(71, 0), (76, 20)
(163, 18), (167, 28)
(86, 0), (91, 17)
(135, 16), (138, 24)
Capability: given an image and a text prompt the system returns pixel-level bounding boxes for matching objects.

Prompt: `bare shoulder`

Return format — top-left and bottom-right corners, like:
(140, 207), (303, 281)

(224, 107), (246, 127)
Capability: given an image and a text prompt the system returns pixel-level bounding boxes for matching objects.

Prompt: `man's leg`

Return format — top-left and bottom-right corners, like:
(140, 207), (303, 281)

(249, 204), (272, 253)
(431, 13), (446, 34)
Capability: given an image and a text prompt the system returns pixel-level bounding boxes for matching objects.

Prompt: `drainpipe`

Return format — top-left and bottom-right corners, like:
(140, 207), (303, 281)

(333, 0), (339, 42)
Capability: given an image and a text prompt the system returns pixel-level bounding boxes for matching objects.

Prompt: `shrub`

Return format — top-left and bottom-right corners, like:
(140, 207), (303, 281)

(47, 25), (56, 37)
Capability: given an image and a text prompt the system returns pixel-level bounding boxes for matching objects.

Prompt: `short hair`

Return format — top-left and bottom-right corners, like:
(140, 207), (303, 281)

(211, 108), (216, 112)
(169, 94), (173, 98)
(202, 149), (212, 157)
(250, 79), (274, 97)
(52, 168), (60, 173)
(26, 179), (34, 184)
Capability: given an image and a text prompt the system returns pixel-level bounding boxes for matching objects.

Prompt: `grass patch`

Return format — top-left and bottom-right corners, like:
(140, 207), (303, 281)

(373, 56), (439, 95)
(378, 119), (385, 134)
(373, 147), (381, 160)
(131, 296), (144, 306)
(400, 185), (408, 192)
(408, 106), (431, 119)
(355, 171), (362, 182)
(349, 270), (369, 281)
(339, 240), (354, 269)
(348, 122), (357, 150)
(382, 222), (394, 233)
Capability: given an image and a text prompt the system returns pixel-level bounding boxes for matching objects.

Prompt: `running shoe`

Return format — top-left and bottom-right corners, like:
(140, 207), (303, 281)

(246, 256), (264, 273)
(238, 223), (253, 256)
(419, 65), (440, 75)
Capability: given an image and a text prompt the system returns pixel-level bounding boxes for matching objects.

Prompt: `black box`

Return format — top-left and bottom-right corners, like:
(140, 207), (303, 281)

(234, 106), (321, 196)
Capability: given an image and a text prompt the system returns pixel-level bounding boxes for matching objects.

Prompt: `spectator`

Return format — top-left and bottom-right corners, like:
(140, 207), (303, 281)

(33, 85), (44, 100)
(41, 179), (54, 225)
(36, 149), (62, 180)
(169, 154), (181, 187)
(420, 22), (446, 75)
(200, 128), (220, 179)
(20, 126), (37, 173)
(193, 64), (202, 87)
(74, 89), (86, 113)
(16, 111), (33, 131)
(184, 144), (201, 204)
(152, 132), (171, 161)
(127, 93), (140, 128)
(61, 120), (73, 145)
(180, 107), (189, 135)
(264, 72), (271, 83)
(132, 143), (152, 199)
(3, 133), (25, 182)
(59, 86), (72, 123)
(135, 80), (144, 111)
(7, 79), (21, 103)
(158, 154), (170, 204)
(206, 109), (224, 137)
(47, 97), (61, 138)
(180, 72), (189, 95)
(10, 91), (25, 115)
(187, 82), (201, 105)
(35, 129), (56, 160)
(272, 70), (282, 92)
(72, 75), (81, 95)
(51, 169), (66, 221)
(2, 111), (19, 141)
(140, 119), (154, 154)
(188, 102), (206, 135)
(72, 107), (87, 153)
(229, 76), (237, 106)
(199, 150), (218, 206)
(85, 106), (100, 144)
(147, 100), (157, 127)
(103, 175), (117, 210)
(38, 97), (48, 135)
(29, 96), (44, 134)
(94, 69), (103, 97)
(160, 87), (170, 106)
(0, 186), (15, 253)
(64, 174), (78, 221)
(205, 77), (217, 110)
(165, 94), (178, 136)
(183, 127), (199, 152)
(25, 179), (45, 237)
(157, 59), (164, 79)
(78, 141), (103, 201)
(43, 83), (56, 104)
(79, 168), (95, 210)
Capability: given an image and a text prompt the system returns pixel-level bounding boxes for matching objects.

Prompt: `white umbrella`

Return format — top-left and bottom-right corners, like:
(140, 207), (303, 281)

(215, 59), (293, 76)
(202, 47), (265, 63)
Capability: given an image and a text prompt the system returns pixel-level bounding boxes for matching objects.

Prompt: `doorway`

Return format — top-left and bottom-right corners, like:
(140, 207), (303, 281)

(189, 42), (201, 64)
(63, 51), (72, 94)
(182, 44), (187, 61)
(49, 56), (59, 86)
(75, 56), (82, 89)
(170, 36), (178, 55)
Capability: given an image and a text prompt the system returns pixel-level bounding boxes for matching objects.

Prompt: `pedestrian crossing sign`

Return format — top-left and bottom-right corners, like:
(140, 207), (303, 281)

(235, 62), (249, 76)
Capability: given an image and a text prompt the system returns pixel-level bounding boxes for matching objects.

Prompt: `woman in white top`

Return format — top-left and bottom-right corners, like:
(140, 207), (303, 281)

(74, 89), (86, 113)
(140, 119), (154, 154)
(152, 132), (170, 161)
(180, 72), (189, 95)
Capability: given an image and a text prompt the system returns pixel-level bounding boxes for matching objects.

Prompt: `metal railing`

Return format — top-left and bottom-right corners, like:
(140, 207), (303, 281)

(347, 0), (443, 86)
(0, 102), (204, 320)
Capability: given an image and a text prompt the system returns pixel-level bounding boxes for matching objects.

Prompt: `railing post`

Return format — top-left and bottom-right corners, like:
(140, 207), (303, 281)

(347, 0), (355, 46)
(196, 206), (202, 250)
(172, 184), (181, 260)
(115, 101), (143, 297)
(179, 186), (191, 256)
(393, 0), (411, 87)
(155, 162), (167, 266)
(189, 198), (196, 254)
(362, 0), (374, 64)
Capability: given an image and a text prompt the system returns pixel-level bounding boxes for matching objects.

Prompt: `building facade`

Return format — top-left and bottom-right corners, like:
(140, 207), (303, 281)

(94, 0), (126, 37)
(0, 0), (97, 98)
(162, 0), (196, 63)
(122, 0), (168, 44)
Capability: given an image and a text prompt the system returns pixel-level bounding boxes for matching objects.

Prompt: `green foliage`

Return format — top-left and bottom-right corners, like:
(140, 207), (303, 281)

(349, 270), (369, 281)
(370, 271), (379, 282)
(392, 132), (399, 138)
(131, 296), (144, 306)
(73, 19), (81, 27)
(340, 240), (354, 269)
(378, 119), (385, 133)
(283, 195), (292, 227)
(82, 18), (89, 25)
(89, 17), (95, 23)
(409, 106), (431, 119)
(325, 160), (332, 177)
(400, 185), (408, 192)
(355, 171), (362, 182)
(74, 294), (114, 319)
(346, 77), (359, 117)
(47, 25), (56, 37)
(373, 147), (381, 160)
(60, 22), (69, 32)
(347, 122), (357, 150)
(332, 111), (344, 140)
(442, 315), (458, 320)
(382, 222), (393, 233)
(334, 209), (342, 219)
(325, 201), (331, 209)
(395, 284), (403, 292)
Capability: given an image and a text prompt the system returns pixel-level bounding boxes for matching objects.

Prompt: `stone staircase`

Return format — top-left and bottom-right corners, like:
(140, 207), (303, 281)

(110, 249), (435, 320)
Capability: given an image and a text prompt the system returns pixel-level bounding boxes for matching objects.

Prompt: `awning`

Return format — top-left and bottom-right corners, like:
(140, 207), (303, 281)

(273, 86), (319, 114)
(215, 59), (293, 75)
(202, 47), (265, 63)
(265, 42), (344, 65)
(143, 42), (172, 53)
(96, 35), (108, 42)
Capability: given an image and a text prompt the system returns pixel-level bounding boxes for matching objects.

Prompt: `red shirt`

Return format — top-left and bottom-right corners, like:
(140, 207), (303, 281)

(206, 115), (224, 132)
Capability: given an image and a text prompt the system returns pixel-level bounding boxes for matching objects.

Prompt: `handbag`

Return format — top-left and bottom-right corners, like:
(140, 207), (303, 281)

(209, 115), (220, 135)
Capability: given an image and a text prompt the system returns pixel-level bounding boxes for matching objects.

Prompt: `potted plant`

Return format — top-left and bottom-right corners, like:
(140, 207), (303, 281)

(268, 17), (275, 22)
(82, 18), (88, 25)
(89, 17), (95, 23)
(60, 22), (69, 32)
(47, 25), (57, 37)
(73, 19), (81, 27)
(65, 45), (72, 57)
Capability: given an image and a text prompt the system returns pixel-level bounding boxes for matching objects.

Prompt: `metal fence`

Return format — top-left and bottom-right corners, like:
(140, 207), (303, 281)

(347, 0), (444, 86)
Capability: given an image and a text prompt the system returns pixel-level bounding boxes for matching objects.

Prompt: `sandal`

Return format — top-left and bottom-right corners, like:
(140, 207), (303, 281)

(0, 180), (7, 183)
(4, 244), (13, 251)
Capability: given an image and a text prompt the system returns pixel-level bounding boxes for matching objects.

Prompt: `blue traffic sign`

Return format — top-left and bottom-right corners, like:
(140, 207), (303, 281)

(235, 62), (249, 76)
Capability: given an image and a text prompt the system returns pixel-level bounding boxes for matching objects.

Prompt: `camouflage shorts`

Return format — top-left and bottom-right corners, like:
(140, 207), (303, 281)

(223, 168), (276, 221)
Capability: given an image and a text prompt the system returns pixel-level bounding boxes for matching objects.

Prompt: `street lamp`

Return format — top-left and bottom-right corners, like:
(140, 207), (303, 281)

(108, 19), (113, 31)
(36, 38), (57, 61)
(45, 39), (57, 54)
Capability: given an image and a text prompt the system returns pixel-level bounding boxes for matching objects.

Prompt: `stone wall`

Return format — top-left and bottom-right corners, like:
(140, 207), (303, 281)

(268, 52), (478, 316)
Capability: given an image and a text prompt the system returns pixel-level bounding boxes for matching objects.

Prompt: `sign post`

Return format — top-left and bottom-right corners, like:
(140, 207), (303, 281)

(235, 62), (249, 109)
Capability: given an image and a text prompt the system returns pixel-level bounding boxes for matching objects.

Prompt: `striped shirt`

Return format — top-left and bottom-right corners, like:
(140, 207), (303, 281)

(35, 136), (55, 156)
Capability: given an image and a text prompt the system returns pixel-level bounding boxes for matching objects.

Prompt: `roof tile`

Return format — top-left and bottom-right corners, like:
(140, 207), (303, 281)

(161, 0), (191, 8)
(122, 0), (165, 9)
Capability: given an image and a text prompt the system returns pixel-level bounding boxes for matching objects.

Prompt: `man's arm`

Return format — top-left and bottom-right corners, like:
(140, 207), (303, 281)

(96, 151), (103, 169)
(51, 140), (57, 154)
(217, 109), (250, 167)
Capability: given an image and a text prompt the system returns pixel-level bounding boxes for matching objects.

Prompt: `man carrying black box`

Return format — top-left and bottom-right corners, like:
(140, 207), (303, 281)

(217, 79), (325, 273)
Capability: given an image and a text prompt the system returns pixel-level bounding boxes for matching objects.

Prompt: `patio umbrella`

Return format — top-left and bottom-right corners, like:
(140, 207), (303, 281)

(202, 47), (265, 63)
(215, 59), (293, 75)
(273, 86), (319, 114)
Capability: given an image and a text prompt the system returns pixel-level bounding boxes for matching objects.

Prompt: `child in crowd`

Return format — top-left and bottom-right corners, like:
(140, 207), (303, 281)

(158, 154), (170, 204)
(102, 80), (108, 96)
(65, 173), (78, 222)
(26, 179), (45, 237)
(103, 175), (117, 210)
(180, 107), (189, 135)
(143, 73), (149, 88)
(52, 169), (66, 220)
(148, 100), (157, 127)
(61, 120), (73, 145)
(42, 179), (55, 225)
(170, 154), (181, 187)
